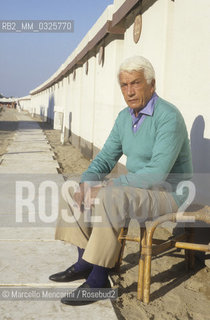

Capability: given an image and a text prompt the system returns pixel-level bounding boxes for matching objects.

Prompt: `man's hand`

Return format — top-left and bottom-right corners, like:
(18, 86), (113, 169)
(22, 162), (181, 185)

(73, 182), (102, 212)
(73, 182), (85, 211)
(86, 186), (102, 208)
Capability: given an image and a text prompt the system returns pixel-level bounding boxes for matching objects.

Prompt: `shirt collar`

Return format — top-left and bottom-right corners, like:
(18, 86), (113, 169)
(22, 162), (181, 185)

(129, 92), (158, 117)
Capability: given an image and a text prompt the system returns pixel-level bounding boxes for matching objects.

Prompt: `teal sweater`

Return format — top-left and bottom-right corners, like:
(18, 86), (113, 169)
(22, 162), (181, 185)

(81, 97), (193, 207)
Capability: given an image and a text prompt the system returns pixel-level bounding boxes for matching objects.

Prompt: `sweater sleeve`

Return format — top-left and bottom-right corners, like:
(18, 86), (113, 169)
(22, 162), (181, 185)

(113, 111), (186, 188)
(80, 117), (123, 183)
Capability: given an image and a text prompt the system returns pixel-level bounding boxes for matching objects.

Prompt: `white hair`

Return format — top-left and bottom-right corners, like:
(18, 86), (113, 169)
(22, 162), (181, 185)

(118, 56), (155, 84)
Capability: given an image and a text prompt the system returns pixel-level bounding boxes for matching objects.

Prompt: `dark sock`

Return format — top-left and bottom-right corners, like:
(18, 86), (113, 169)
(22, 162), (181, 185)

(73, 247), (93, 272)
(86, 265), (109, 288)
(78, 247), (84, 261)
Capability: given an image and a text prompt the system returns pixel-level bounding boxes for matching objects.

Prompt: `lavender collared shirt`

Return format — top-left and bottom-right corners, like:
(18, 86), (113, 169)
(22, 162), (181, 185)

(129, 92), (159, 133)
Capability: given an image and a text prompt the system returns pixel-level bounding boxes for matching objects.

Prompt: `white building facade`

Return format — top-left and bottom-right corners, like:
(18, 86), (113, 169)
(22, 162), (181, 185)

(22, 0), (210, 203)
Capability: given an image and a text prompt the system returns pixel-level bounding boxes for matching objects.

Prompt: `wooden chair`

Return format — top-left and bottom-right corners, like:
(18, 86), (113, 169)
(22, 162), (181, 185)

(117, 206), (210, 304)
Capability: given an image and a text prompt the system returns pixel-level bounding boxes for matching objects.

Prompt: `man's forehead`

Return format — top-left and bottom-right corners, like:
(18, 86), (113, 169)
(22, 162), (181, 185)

(119, 70), (145, 82)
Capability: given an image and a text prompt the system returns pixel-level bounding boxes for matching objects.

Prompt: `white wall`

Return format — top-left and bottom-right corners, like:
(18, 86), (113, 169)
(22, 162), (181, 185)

(18, 96), (31, 112)
(164, 0), (210, 135)
(79, 56), (96, 145)
(28, 0), (210, 185)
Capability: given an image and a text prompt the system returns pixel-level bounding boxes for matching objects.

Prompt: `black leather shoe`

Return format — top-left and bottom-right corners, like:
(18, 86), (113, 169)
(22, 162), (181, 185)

(61, 279), (112, 306)
(49, 265), (92, 282)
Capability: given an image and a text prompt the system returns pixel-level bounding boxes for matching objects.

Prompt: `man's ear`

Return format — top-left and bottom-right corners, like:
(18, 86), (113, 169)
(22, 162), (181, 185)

(151, 79), (156, 92)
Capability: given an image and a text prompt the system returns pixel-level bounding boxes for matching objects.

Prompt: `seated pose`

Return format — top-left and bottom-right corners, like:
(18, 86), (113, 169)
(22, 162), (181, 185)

(49, 56), (193, 306)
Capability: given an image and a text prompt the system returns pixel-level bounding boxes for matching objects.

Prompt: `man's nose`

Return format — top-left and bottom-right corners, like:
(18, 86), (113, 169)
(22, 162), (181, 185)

(127, 84), (135, 96)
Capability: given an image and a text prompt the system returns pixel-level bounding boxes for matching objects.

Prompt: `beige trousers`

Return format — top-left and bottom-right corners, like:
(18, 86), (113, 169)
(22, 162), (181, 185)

(55, 183), (178, 268)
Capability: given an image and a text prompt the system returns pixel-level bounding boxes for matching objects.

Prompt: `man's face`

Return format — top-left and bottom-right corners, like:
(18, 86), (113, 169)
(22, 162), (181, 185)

(119, 70), (155, 115)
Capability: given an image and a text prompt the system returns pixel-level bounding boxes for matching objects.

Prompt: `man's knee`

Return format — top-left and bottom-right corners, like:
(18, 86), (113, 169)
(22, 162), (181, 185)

(94, 186), (130, 227)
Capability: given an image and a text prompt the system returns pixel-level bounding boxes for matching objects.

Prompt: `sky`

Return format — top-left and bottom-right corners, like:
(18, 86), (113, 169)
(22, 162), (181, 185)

(0, 0), (113, 98)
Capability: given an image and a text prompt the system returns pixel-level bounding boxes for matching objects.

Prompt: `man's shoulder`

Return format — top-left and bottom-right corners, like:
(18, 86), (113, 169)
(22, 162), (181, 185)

(155, 97), (184, 120)
(156, 97), (178, 111)
(118, 106), (130, 115)
(115, 107), (130, 122)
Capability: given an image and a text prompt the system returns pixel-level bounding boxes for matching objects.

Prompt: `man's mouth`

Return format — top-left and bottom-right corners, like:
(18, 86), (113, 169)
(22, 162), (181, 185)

(129, 99), (138, 103)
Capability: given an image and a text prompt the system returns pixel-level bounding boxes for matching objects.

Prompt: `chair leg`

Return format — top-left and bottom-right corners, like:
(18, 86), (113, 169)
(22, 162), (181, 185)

(143, 230), (153, 304)
(137, 226), (146, 300)
(115, 227), (128, 271)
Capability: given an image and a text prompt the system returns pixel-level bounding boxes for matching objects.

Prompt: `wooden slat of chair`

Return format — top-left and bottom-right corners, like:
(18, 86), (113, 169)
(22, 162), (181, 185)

(137, 226), (146, 300)
(115, 227), (129, 271)
(143, 212), (186, 304)
(176, 242), (210, 252)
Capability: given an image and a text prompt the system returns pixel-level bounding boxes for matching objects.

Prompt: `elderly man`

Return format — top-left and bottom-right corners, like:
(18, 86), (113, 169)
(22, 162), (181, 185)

(50, 56), (193, 305)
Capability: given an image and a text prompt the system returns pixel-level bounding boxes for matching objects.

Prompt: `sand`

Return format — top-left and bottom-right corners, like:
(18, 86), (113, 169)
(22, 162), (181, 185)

(1, 107), (210, 320)
(38, 121), (90, 178)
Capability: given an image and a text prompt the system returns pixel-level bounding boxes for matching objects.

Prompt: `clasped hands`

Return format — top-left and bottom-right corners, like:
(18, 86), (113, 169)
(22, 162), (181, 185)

(73, 180), (113, 212)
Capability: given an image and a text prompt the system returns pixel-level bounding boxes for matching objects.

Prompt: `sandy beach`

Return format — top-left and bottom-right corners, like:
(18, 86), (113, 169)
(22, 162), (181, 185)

(0, 107), (210, 320)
